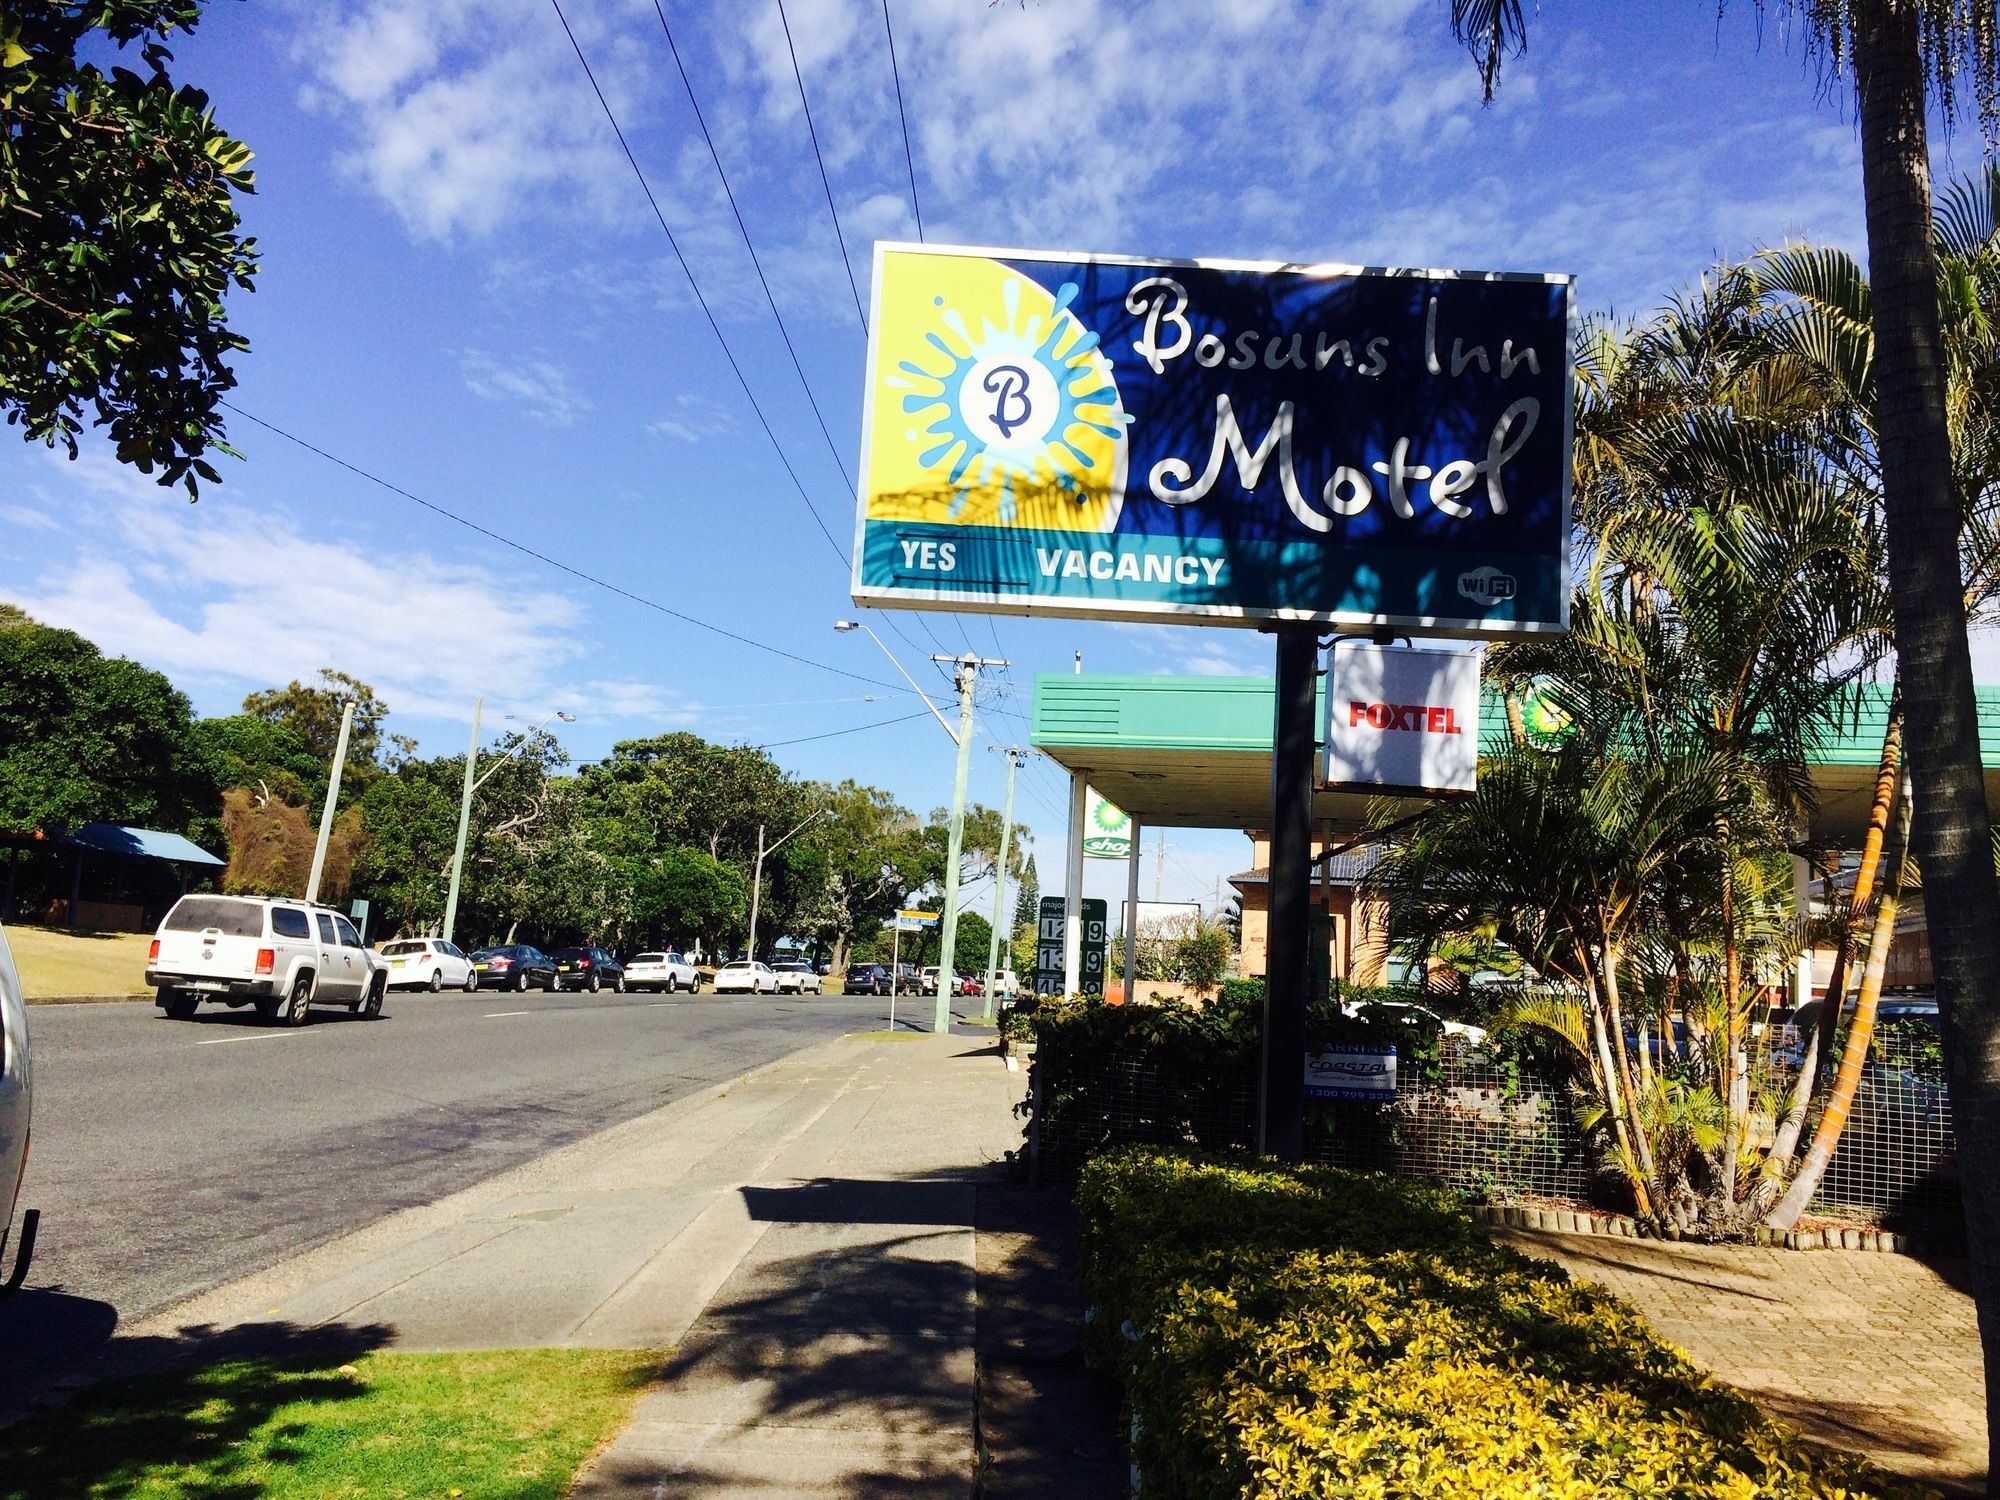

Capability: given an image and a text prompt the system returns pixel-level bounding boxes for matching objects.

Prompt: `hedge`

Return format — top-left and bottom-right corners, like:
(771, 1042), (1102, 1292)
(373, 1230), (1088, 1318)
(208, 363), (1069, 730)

(1076, 1149), (1933, 1499)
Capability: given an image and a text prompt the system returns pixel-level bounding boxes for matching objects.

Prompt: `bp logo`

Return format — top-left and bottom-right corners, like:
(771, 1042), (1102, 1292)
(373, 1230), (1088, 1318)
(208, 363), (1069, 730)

(1518, 681), (1572, 748)
(1457, 566), (1517, 607)
(1081, 791), (1131, 858)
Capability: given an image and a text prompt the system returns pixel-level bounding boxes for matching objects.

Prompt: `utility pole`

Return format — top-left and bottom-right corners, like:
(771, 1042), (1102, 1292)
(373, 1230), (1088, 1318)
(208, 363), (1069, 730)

(933, 652), (1007, 1033)
(983, 745), (1026, 1019)
(442, 697), (482, 943)
(442, 703), (572, 944)
(748, 809), (830, 964)
(304, 702), (356, 906)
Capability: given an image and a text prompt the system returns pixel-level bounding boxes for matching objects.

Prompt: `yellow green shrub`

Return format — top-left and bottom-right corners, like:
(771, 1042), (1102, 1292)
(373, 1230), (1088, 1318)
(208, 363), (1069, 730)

(1076, 1150), (1933, 1499)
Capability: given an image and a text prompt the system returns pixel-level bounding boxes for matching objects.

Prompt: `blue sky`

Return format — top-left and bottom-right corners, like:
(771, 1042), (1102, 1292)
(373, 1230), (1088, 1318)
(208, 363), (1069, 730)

(0, 0), (1968, 911)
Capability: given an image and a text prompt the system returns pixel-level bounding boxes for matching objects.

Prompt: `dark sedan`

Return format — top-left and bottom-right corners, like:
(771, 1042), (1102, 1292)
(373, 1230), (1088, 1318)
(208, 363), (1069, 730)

(552, 946), (626, 993)
(844, 963), (891, 996)
(469, 945), (559, 992)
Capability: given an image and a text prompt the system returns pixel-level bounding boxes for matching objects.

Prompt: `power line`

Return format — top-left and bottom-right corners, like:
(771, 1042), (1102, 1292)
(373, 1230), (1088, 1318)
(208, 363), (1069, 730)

(653, 1), (859, 503)
(881, 0), (925, 239)
(775, 0), (866, 335)
(549, 0), (849, 567)
(755, 709), (933, 749)
(220, 400), (899, 692)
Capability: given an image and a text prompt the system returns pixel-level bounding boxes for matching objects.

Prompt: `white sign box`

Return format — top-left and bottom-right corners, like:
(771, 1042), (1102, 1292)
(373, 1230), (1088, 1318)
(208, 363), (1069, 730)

(1323, 643), (1480, 793)
(1304, 1046), (1398, 1101)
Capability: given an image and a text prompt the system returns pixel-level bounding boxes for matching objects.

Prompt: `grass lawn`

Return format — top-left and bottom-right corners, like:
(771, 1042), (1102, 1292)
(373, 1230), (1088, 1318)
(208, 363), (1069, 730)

(3, 922), (153, 998)
(0, 1347), (656, 1499)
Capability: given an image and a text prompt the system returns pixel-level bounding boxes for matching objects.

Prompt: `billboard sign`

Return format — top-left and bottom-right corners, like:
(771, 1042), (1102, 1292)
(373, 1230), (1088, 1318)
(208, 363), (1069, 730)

(853, 243), (1572, 636)
(1324, 644), (1481, 794)
(1304, 1045), (1398, 1102)
(1082, 787), (1132, 859)
(1035, 895), (1107, 996)
(896, 909), (939, 930)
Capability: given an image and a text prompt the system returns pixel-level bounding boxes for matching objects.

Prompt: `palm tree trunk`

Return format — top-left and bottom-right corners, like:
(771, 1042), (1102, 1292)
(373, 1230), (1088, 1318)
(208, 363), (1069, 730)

(1720, 822), (1746, 1207)
(1854, 10), (2000, 1486)
(1599, 941), (1664, 1215)
(1767, 701), (1904, 1184)
(1584, 948), (1654, 1222)
(1768, 772), (1913, 1229)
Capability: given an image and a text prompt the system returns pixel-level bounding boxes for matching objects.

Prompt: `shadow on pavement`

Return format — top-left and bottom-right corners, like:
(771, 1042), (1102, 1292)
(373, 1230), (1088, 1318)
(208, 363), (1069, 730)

(586, 1170), (1122, 1497)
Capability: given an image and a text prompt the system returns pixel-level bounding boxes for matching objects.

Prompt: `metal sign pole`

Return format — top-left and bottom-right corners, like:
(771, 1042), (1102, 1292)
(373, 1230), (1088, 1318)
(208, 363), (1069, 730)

(890, 919), (902, 1032)
(1261, 626), (1318, 1164)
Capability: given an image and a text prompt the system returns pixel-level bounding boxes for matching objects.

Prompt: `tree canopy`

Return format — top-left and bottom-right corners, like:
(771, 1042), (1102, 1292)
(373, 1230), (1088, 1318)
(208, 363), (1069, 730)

(1, 0), (258, 494)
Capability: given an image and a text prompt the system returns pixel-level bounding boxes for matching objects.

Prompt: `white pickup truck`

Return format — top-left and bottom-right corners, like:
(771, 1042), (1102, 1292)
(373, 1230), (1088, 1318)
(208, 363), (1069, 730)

(148, 894), (386, 1025)
(0, 923), (37, 1298)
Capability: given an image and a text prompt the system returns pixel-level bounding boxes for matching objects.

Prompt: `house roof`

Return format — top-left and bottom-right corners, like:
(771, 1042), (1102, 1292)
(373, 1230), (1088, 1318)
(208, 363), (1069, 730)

(64, 823), (224, 867)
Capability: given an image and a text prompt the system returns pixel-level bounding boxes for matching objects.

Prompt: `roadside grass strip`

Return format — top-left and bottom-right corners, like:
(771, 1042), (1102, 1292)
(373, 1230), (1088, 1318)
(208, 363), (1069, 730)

(0, 1347), (656, 1499)
(1078, 1149), (1936, 1499)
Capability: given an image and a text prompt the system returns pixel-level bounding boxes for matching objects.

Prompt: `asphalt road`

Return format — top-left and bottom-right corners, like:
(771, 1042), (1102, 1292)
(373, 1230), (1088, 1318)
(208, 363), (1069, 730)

(6, 986), (906, 1333)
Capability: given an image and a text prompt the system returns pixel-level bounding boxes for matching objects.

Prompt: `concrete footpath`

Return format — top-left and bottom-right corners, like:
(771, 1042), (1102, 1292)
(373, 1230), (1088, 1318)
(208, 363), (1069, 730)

(86, 1026), (1115, 1496)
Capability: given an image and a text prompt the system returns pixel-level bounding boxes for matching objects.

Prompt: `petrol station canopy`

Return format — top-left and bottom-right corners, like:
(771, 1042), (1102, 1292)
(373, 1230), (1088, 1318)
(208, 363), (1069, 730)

(1029, 674), (2000, 847)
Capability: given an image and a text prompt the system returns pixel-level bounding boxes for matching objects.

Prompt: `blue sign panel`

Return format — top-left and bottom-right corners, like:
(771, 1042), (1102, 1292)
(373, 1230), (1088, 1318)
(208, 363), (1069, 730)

(853, 244), (1572, 636)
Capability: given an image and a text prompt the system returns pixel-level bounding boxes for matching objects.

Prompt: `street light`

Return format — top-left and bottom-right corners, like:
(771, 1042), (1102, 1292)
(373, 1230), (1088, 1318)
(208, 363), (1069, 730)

(442, 702), (576, 944)
(833, 621), (959, 744)
(746, 808), (833, 964)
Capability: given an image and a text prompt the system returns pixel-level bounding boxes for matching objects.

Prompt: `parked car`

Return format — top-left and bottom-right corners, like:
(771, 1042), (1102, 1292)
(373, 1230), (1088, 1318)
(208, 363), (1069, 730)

(1340, 997), (1488, 1045)
(148, 893), (386, 1025)
(771, 962), (822, 994)
(625, 951), (702, 993)
(469, 945), (559, 992)
(844, 963), (891, 995)
(0, 924), (38, 1299)
(378, 936), (477, 992)
(714, 960), (778, 994)
(552, 946), (625, 993)
(920, 966), (981, 997)
(992, 968), (1020, 1004)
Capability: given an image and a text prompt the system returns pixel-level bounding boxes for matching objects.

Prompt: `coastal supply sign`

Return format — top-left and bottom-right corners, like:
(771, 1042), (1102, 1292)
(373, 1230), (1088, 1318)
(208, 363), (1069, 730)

(1324, 643), (1481, 793)
(852, 243), (1573, 635)
(1304, 1045), (1398, 1102)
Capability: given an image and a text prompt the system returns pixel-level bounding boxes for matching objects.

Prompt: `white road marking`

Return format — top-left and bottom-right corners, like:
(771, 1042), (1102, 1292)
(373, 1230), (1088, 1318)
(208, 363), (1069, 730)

(194, 1031), (312, 1046)
(483, 1010), (532, 1018)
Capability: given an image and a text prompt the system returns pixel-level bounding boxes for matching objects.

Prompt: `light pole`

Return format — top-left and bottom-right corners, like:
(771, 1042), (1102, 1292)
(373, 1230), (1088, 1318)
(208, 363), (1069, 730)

(833, 621), (1006, 1033)
(983, 745), (1026, 1019)
(747, 809), (831, 963)
(442, 704), (575, 943)
(833, 621), (960, 745)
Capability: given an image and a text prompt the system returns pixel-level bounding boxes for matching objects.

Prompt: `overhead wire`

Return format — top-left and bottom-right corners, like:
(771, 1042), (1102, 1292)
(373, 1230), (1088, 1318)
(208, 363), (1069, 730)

(548, 0), (849, 568)
(774, 0), (867, 335)
(880, 0), (925, 239)
(753, 709), (934, 749)
(220, 401), (901, 692)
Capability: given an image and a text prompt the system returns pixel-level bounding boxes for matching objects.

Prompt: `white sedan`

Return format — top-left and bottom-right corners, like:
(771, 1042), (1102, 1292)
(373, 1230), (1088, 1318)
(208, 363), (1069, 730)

(771, 962), (822, 994)
(626, 951), (702, 993)
(713, 960), (778, 994)
(377, 937), (478, 992)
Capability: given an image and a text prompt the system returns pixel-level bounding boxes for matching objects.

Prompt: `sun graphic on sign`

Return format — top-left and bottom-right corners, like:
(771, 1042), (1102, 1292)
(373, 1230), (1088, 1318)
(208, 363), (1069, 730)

(1093, 798), (1128, 835)
(868, 258), (1129, 531)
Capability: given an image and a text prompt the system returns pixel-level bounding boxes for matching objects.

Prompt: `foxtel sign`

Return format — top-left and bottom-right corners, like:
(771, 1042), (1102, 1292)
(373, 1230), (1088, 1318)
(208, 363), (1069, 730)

(851, 243), (1573, 637)
(1324, 644), (1481, 794)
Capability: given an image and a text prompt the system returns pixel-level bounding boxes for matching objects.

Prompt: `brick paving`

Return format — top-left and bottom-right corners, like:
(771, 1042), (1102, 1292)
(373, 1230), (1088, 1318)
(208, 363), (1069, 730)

(1495, 1229), (1985, 1497)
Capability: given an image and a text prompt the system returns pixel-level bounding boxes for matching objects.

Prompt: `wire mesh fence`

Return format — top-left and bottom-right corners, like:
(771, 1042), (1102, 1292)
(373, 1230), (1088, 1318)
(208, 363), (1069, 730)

(1028, 1025), (1958, 1240)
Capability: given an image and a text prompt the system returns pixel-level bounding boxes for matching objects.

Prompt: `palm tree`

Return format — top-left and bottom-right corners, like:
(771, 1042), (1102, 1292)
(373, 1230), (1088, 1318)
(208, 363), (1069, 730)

(1448, 9), (2000, 1475)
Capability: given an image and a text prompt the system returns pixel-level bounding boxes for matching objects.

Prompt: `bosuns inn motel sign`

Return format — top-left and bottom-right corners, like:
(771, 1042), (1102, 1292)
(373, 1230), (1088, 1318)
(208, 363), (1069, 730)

(851, 243), (1573, 636)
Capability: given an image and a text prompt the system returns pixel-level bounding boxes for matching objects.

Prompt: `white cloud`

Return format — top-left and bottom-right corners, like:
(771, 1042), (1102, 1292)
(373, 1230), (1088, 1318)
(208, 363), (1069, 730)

(647, 392), (738, 443)
(459, 349), (593, 426)
(0, 455), (666, 735)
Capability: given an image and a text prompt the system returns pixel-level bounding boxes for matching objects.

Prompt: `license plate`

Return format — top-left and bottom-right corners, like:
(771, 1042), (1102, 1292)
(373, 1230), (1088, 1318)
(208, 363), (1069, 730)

(390, 959), (408, 967)
(475, 963), (491, 971)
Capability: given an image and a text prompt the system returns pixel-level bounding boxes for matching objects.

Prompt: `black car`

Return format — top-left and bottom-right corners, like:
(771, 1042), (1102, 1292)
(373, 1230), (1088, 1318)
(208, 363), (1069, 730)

(469, 945), (559, 992)
(844, 963), (890, 996)
(552, 946), (625, 993)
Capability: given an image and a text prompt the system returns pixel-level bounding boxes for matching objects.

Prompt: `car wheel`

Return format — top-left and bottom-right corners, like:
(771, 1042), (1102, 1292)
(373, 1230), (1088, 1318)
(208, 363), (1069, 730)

(544, 972), (559, 992)
(159, 986), (198, 1020)
(613, 974), (626, 994)
(663, 974), (677, 995)
(364, 976), (386, 1019)
(282, 972), (313, 1027)
(588, 972), (601, 994)
(428, 968), (443, 993)
(515, 970), (530, 993)
(463, 969), (478, 993)
(691, 977), (702, 994)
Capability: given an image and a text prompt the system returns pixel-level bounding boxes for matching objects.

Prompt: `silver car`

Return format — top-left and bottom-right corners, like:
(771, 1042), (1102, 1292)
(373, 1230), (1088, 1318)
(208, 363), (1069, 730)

(0, 924), (38, 1298)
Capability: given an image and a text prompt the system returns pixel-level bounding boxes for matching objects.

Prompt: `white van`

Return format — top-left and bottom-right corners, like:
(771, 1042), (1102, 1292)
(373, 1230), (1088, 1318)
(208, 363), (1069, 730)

(149, 894), (386, 1025)
(0, 924), (38, 1297)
